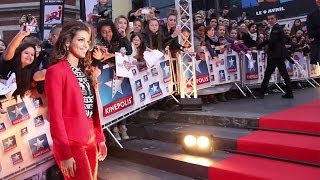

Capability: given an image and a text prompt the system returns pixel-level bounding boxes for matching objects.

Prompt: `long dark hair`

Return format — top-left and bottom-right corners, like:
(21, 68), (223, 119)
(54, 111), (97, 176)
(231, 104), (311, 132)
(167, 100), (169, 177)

(14, 42), (37, 97)
(145, 18), (164, 51)
(51, 21), (94, 79)
(130, 32), (146, 62)
(96, 20), (121, 44)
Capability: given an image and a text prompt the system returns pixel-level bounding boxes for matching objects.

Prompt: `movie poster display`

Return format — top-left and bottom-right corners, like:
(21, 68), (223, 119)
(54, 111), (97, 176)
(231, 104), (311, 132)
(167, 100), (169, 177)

(242, 50), (278, 85)
(0, 96), (53, 179)
(195, 53), (211, 90)
(209, 50), (241, 86)
(96, 57), (172, 125)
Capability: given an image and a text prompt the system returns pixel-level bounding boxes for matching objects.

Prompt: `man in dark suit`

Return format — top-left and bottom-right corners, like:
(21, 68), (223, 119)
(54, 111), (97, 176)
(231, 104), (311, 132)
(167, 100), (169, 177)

(257, 14), (294, 99)
(307, 0), (320, 64)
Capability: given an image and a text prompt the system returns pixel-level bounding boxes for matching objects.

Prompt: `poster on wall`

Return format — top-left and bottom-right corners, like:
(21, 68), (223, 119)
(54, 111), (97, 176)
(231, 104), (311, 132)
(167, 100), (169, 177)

(0, 96), (53, 179)
(41, 0), (64, 40)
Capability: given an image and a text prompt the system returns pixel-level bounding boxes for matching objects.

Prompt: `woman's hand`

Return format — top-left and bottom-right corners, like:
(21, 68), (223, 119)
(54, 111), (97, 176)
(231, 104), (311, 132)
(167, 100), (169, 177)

(60, 157), (76, 178)
(103, 50), (115, 61)
(97, 142), (107, 161)
(118, 28), (126, 38)
(93, 47), (104, 60)
(19, 23), (31, 37)
(171, 26), (182, 38)
(134, 8), (143, 17)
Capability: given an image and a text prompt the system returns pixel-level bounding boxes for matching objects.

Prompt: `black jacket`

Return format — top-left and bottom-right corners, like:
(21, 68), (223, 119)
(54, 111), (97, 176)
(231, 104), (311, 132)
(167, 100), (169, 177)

(307, 8), (320, 41)
(257, 23), (288, 60)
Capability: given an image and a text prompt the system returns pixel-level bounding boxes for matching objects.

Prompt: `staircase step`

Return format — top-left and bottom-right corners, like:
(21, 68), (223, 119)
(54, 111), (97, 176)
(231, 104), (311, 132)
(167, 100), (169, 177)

(209, 154), (320, 180)
(134, 110), (259, 129)
(237, 130), (320, 165)
(127, 122), (252, 150)
(108, 139), (232, 179)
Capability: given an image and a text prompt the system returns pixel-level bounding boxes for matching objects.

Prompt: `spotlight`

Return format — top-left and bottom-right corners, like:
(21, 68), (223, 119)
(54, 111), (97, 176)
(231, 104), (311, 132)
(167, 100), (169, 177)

(197, 136), (210, 149)
(184, 135), (197, 147)
(182, 134), (214, 155)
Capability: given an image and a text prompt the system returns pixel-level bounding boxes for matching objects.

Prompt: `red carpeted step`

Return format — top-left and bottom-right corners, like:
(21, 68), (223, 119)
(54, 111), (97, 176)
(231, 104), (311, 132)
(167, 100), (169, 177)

(260, 100), (320, 134)
(237, 130), (320, 164)
(209, 154), (320, 180)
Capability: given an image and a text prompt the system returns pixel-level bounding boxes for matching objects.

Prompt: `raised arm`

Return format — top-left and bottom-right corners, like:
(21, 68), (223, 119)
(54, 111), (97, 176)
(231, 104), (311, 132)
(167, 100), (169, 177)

(3, 25), (30, 61)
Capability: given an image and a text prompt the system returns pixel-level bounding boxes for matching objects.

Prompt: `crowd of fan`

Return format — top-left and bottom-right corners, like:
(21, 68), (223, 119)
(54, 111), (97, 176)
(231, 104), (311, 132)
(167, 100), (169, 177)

(0, 1), (314, 109)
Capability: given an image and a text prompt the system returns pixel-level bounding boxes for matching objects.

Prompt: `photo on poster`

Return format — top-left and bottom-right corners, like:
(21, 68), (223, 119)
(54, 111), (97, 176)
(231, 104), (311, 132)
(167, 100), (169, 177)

(227, 55), (237, 72)
(151, 67), (159, 77)
(234, 74), (238, 80)
(11, 151), (23, 165)
(2, 135), (17, 152)
(34, 115), (45, 127)
(220, 58), (225, 65)
(285, 61), (294, 76)
(245, 54), (259, 80)
(32, 97), (43, 108)
(143, 75), (149, 82)
(0, 123), (6, 132)
(28, 134), (51, 158)
(7, 102), (30, 125)
(219, 70), (226, 82)
(211, 75), (215, 81)
(132, 69), (137, 75)
(160, 60), (171, 83)
(149, 82), (163, 98)
(135, 80), (143, 91)
(139, 93), (146, 102)
(21, 127), (28, 136)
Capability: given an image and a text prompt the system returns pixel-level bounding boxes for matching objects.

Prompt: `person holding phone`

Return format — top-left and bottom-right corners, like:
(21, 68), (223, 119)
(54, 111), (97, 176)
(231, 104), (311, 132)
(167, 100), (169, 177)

(45, 21), (107, 179)
(1, 21), (38, 98)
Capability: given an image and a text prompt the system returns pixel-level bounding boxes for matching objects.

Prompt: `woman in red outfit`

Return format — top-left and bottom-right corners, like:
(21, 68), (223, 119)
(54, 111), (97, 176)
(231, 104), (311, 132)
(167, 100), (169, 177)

(45, 21), (107, 179)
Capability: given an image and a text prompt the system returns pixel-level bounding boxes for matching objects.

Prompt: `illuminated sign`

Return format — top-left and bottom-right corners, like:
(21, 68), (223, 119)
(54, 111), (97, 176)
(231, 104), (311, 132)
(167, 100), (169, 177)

(242, 0), (293, 8)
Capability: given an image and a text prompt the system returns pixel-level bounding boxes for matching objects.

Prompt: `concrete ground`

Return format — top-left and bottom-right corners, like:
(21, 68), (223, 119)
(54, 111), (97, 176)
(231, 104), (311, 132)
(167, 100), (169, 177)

(98, 157), (193, 180)
(195, 87), (320, 119)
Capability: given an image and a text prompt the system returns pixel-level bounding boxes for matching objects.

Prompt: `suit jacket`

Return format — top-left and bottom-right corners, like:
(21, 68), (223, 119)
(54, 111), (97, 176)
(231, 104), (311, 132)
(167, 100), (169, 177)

(257, 23), (288, 60)
(307, 8), (320, 41)
(45, 59), (105, 161)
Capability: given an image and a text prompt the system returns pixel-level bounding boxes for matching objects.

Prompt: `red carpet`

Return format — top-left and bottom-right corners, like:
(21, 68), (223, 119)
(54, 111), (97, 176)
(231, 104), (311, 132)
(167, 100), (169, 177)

(209, 100), (320, 179)
(237, 130), (320, 164)
(209, 154), (320, 180)
(260, 100), (320, 134)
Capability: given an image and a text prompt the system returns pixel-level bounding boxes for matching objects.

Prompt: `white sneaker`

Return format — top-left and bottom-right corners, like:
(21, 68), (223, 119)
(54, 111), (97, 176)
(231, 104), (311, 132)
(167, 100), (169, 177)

(119, 126), (129, 140)
(113, 127), (121, 141)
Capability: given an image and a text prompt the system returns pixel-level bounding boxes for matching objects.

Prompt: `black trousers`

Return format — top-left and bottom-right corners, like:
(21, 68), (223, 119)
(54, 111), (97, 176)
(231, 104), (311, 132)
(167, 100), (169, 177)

(261, 59), (292, 94)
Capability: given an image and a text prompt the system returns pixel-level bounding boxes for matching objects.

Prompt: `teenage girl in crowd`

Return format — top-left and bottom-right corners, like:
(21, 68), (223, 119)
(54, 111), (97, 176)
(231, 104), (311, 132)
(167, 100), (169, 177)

(130, 32), (148, 70)
(96, 19), (132, 63)
(143, 18), (180, 52)
(1, 24), (38, 98)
